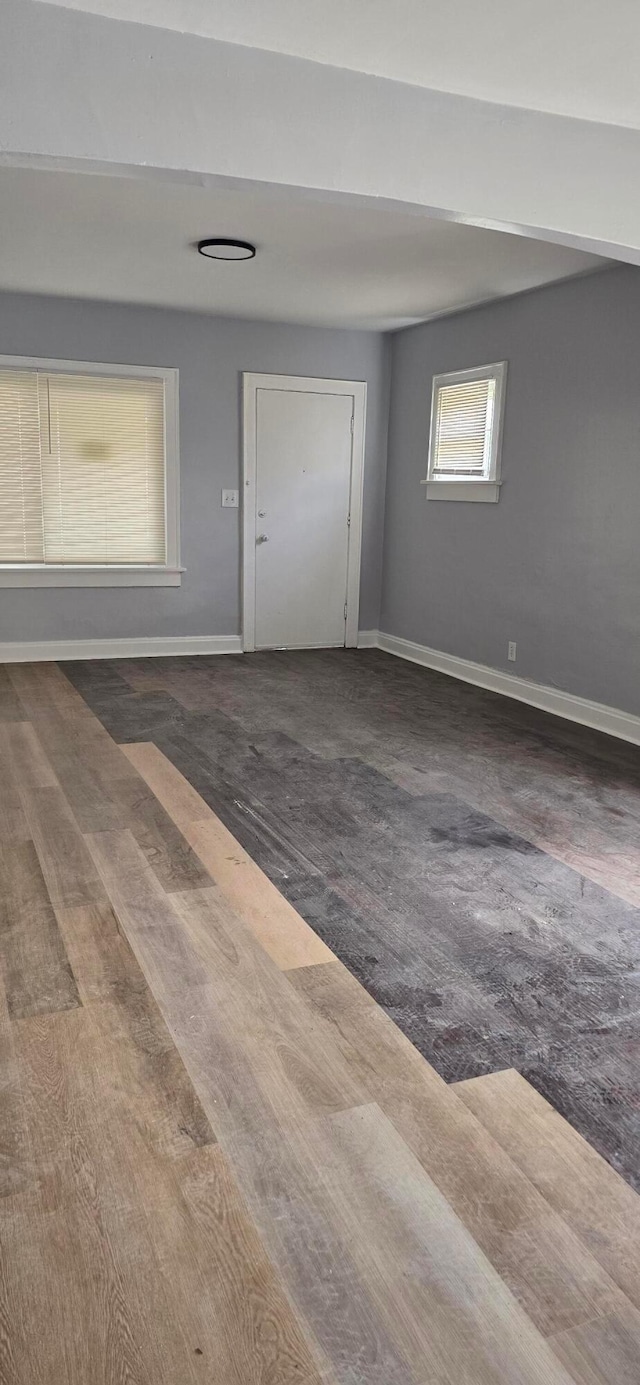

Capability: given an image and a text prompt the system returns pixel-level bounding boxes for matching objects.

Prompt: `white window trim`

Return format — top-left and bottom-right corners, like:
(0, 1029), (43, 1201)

(0, 354), (182, 586)
(422, 360), (507, 503)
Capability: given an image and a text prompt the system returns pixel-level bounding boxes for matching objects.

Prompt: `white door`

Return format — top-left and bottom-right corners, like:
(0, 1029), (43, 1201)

(243, 376), (366, 651)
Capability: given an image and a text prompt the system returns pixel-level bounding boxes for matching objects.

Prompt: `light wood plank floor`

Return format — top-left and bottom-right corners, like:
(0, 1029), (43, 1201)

(1, 661), (639, 1384)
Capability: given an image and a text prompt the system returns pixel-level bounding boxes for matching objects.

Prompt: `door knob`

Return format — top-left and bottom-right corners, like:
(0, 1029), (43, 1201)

(256, 533), (269, 544)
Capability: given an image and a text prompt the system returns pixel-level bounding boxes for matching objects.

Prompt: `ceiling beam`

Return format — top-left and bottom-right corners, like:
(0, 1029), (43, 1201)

(2, 0), (640, 264)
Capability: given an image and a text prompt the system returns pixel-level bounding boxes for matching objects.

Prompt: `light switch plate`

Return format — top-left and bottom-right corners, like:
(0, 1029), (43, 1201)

(221, 489), (239, 508)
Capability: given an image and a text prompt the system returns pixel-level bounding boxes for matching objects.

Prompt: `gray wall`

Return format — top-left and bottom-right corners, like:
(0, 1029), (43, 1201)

(0, 291), (389, 642)
(381, 264), (640, 715)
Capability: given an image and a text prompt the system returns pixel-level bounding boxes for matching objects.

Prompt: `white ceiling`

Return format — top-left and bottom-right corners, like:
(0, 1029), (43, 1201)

(0, 167), (605, 330)
(38, 0), (640, 129)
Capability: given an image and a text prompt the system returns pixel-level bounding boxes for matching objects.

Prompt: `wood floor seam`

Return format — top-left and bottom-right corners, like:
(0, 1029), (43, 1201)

(63, 649), (640, 1195)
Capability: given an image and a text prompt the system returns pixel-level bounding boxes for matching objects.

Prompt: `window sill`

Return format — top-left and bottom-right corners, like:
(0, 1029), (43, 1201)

(422, 480), (501, 503)
(0, 566), (184, 588)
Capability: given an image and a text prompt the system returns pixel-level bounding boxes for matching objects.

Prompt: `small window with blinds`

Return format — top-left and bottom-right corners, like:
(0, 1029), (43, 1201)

(0, 357), (180, 586)
(425, 361), (506, 503)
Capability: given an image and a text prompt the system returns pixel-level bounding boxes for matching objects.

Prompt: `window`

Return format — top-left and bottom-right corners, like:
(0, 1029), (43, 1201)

(424, 361), (507, 502)
(0, 356), (180, 585)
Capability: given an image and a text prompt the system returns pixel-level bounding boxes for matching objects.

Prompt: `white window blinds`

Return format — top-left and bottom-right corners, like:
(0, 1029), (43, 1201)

(431, 376), (496, 478)
(0, 370), (45, 562)
(0, 367), (166, 565)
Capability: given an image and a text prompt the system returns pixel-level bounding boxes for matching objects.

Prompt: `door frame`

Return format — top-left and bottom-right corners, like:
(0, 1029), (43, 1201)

(241, 372), (367, 652)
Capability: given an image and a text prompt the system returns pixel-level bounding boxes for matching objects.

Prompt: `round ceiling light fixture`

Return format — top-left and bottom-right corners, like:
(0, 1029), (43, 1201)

(197, 238), (256, 261)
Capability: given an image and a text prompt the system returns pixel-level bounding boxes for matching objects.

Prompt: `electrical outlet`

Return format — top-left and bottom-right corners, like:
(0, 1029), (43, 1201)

(221, 489), (239, 508)
(508, 641), (517, 662)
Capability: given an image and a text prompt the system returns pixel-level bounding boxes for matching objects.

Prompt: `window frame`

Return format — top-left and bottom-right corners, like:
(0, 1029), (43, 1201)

(424, 360), (507, 503)
(0, 354), (181, 586)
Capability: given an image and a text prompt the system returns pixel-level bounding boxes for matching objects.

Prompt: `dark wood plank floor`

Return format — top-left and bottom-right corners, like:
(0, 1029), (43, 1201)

(64, 648), (640, 1190)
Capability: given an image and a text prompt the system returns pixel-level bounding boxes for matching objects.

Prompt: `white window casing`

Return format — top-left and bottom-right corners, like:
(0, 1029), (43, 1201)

(423, 361), (507, 502)
(0, 355), (181, 586)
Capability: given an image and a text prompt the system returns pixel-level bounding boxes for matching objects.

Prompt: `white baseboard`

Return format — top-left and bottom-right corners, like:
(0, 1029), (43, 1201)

(5, 628), (638, 747)
(0, 635), (243, 663)
(372, 631), (640, 747)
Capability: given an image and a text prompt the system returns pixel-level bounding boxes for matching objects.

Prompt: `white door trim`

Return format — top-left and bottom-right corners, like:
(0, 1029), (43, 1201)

(242, 373), (367, 652)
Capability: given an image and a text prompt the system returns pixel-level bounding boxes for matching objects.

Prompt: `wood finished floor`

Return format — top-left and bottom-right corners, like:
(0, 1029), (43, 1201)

(63, 648), (640, 1192)
(1, 660), (640, 1383)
